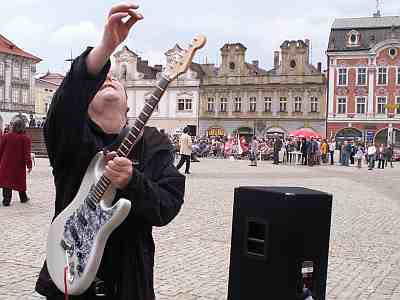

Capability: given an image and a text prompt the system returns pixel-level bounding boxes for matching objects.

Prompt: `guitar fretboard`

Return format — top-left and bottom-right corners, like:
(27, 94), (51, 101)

(90, 75), (171, 203)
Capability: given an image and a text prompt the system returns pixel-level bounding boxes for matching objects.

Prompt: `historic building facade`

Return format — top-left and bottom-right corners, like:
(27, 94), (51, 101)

(326, 14), (400, 146)
(112, 46), (203, 134)
(0, 34), (41, 129)
(34, 71), (64, 117)
(198, 42), (326, 138)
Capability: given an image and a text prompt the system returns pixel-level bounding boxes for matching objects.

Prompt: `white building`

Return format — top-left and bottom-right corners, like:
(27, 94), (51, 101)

(112, 46), (204, 135)
(0, 34), (41, 131)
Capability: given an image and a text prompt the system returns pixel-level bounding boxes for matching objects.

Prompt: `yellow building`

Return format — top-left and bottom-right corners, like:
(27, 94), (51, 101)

(34, 72), (64, 116)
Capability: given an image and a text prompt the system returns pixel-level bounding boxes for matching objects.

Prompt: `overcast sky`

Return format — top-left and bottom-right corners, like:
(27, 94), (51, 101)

(1, 0), (399, 74)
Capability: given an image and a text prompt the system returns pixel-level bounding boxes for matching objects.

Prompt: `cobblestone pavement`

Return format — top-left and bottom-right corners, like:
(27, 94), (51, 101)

(0, 158), (400, 300)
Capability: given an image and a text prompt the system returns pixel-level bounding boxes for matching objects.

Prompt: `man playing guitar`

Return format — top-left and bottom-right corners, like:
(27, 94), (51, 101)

(35, 3), (185, 299)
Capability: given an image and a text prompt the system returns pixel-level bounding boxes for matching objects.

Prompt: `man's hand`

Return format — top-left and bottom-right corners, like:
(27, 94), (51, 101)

(86, 2), (143, 75)
(104, 151), (133, 189)
(102, 2), (144, 53)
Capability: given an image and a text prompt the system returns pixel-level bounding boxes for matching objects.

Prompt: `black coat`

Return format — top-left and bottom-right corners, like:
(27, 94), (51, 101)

(35, 48), (185, 299)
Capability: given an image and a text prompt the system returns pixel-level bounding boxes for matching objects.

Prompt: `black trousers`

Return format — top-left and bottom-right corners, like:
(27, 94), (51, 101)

(177, 154), (191, 173)
(2, 188), (28, 205)
(330, 151), (334, 165)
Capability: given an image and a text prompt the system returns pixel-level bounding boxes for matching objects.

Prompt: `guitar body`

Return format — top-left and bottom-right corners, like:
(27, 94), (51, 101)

(46, 152), (132, 295)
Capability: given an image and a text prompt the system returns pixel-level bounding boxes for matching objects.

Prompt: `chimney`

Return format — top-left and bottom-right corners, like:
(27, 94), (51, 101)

(305, 39), (310, 64)
(317, 62), (322, 72)
(274, 51), (280, 69)
(252, 60), (259, 68)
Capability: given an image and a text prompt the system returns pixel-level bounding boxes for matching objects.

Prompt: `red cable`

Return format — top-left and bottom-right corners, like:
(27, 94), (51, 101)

(64, 266), (69, 300)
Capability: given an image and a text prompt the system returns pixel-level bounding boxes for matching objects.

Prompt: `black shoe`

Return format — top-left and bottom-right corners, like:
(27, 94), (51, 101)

(185, 171), (191, 174)
(3, 202), (10, 207)
(21, 197), (30, 203)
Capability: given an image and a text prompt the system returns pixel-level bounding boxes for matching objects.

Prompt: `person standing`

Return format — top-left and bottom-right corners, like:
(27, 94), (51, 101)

(273, 136), (282, 165)
(367, 143), (377, 170)
(176, 126), (193, 174)
(0, 118), (32, 206)
(249, 136), (259, 166)
(35, 3), (185, 299)
(301, 138), (309, 166)
(377, 144), (386, 169)
(385, 144), (394, 168)
(329, 140), (335, 165)
(320, 139), (328, 164)
(355, 145), (364, 168)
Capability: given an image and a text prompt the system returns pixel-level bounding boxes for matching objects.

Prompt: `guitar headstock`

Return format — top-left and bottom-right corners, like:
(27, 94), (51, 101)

(163, 34), (207, 81)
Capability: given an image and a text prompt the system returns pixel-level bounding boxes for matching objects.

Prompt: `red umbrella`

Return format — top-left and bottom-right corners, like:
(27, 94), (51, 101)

(289, 128), (322, 139)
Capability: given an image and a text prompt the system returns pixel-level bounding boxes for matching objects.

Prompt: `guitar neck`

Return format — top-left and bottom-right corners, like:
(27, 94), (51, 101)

(92, 74), (171, 203)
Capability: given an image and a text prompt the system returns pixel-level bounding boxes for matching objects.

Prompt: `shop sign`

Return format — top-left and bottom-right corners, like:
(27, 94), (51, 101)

(207, 127), (225, 136)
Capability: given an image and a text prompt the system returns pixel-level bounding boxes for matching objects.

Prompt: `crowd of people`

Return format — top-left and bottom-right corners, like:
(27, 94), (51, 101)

(169, 133), (397, 171)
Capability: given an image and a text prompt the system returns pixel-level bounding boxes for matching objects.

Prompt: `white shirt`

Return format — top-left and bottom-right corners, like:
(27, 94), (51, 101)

(367, 146), (376, 155)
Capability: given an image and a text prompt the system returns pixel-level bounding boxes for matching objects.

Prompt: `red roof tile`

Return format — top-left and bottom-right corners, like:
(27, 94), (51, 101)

(0, 34), (41, 63)
(37, 72), (64, 85)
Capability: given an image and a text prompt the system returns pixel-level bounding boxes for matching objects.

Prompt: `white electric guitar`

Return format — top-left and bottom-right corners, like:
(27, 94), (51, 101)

(46, 35), (206, 295)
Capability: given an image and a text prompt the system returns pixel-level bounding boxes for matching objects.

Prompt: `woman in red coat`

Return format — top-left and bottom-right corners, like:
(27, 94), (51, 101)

(0, 118), (32, 206)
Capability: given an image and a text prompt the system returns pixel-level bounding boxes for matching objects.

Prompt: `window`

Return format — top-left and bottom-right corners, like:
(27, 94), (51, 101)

(357, 68), (367, 85)
(264, 97), (272, 112)
(279, 97), (287, 112)
(177, 98), (192, 111)
(12, 87), (19, 103)
(347, 30), (360, 46)
(21, 89), (28, 104)
(337, 97), (346, 114)
(22, 66), (30, 80)
(0, 86), (4, 101)
(229, 62), (235, 70)
(185, 98), (192, 111)
(220, 98), (227, 112)
(338, 68), (347, 86)
(207, 97), (215, 112)
(389, 48), (397, 58)
(249, 97), (256, 112)
(377, 67), (387, 85)
(234, 97), (242, 112)
(397, 68), (400, 85)
(397, 97), (400, 114)
(0, 62), (4, 78)
(356, 97), (366, 114)
(12, 61), (20, 79)
(377, 97), (386, 114)
(294, 97), (302, 112)
(310, 97), (318, 113)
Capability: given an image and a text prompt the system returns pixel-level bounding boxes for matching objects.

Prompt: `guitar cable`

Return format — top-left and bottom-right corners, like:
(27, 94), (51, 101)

(64, 266), (69, 300)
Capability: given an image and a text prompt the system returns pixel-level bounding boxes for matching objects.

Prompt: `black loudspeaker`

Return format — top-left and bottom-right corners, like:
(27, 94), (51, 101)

(228, 187), (332, 300)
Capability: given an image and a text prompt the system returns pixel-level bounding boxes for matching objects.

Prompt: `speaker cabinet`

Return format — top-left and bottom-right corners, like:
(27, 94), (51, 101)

(228, 186), (332, 300)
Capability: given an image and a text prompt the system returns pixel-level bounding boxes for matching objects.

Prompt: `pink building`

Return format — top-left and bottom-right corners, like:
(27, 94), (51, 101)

(326, 14), (400, 147)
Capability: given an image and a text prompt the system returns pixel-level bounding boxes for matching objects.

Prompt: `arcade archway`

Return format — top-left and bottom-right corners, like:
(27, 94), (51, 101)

(374, 128), (400, 148)
(335, 128), (363, 141)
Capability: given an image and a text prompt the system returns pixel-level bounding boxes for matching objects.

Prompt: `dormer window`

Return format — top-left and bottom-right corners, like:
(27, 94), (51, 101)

(229, 62), (235, 70)
(347, 30), (360, 47)
(388, 48), (397, 59)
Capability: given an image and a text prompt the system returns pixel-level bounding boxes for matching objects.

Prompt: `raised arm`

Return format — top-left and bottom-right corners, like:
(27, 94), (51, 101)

(86, 3), (143, 75)
(44, 2), (143, 168)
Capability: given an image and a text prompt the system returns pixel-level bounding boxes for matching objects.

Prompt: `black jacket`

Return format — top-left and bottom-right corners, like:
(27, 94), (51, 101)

(35, 48), (185, 299)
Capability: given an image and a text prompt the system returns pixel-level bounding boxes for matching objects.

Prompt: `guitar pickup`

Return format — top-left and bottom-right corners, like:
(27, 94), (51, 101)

(60, 239), (74, 252)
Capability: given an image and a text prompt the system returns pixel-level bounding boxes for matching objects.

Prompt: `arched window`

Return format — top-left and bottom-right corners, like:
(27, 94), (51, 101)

(229, 62), (235, 70)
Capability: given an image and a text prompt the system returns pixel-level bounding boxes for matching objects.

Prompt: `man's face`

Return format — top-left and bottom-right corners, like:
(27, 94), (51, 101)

(89, 72), (128, 115)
